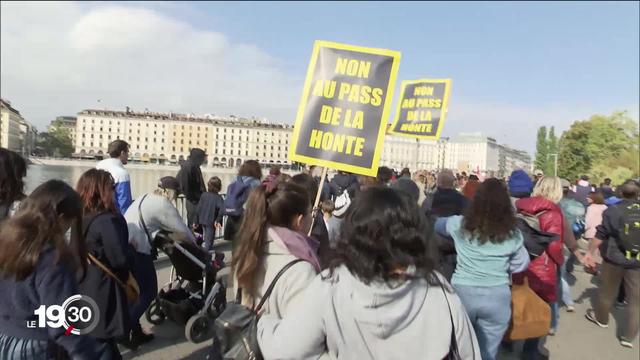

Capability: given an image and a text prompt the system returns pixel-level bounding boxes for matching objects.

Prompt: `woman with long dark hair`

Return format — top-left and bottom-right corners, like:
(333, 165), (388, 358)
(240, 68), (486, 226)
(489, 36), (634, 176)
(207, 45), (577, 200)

(258, 187), (480, 359)
(0, 180), (101, 359)
(76, 169), (135, 356)
(435, 178), (529, 360)
(232, 179), (320, 317)
(0, 148), (27, 219)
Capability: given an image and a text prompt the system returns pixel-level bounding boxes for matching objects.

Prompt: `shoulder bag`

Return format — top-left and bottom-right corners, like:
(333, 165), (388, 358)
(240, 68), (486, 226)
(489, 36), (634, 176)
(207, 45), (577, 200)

(210, 259), (304, 360)
(84, 213), (140, 303)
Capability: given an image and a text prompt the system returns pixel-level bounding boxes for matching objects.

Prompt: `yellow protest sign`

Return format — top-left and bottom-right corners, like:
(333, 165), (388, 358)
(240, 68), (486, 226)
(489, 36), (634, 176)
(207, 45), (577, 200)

(388, 79), (451, 139)
(289, 40), (401, 177)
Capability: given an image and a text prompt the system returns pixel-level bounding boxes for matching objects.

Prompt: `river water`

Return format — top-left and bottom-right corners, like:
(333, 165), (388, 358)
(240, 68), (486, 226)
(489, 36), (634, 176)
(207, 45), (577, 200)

(24, 164), (241, 198)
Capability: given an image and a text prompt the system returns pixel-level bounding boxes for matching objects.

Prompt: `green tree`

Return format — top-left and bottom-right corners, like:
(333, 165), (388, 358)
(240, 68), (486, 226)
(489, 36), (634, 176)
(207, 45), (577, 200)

(534, 126), (548, 172)
(558, 111), (639, 183)
(546, 126), (558, 176)
(37, 121), (74, 157)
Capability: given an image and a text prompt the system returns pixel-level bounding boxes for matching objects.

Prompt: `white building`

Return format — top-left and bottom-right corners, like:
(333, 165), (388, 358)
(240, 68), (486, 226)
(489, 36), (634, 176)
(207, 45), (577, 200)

(498, 144), (533, 176)
(444, 133), (501, 174)
(1, 98), (34, 156)
(380, 132), (441, 171)
(73, 108), (293, 167)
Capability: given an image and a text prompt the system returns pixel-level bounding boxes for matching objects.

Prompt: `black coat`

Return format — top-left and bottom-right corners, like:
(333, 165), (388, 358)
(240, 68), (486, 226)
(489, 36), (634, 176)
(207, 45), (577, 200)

(78, 212), (134, 339)
(428, 188), (469, 217)
(177, 160), (206, 203)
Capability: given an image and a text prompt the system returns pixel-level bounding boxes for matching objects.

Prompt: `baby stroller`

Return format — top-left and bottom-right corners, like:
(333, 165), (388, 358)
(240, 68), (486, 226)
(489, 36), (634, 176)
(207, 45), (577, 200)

(145, 231), (227, 343)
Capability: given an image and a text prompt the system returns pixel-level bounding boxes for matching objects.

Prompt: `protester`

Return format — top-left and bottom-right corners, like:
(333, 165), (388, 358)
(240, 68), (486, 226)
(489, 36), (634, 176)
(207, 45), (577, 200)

(584, 179), (640, 349)
(76, 169), (135, 356)
(508, 169), (534, 209)
(0, 148), (27, 220)
(290, 173), (331, 269)
(258, 187), (481, 359)
(427, 169), (468, 217)
(422, 172), (438, 210)
(223, 159), (262, 241)
(326, 188), (351, 246)
(176, 148), (207, 228)
(598, 178), (615, 199)
(96, 140), (133, 214)
(124, 176), (196, 345)
(533, 169), (544, 186)
(0, 180), (102, 359)
(391, 175), (420, 203)
(321, 199), (334, 225)
(572, 175), (593, 206)
(435, 179), (529, 360)
(232, 180), (320, 320)
(376, 166), (394, 186)
(584, 192), (607, 246)
(514, 176), (565, 358)
(329, 170), (359, 200)
(462, 174), (481, 199)
(196, 176), (224, 251)
(399, 167), (411, 179)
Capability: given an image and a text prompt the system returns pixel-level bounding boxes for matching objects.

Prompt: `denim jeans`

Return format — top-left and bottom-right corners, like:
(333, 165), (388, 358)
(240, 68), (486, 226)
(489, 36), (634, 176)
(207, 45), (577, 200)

(129, 252), (158, 332)
(560, 255), (574, 307)
(454, 284), (511, 360)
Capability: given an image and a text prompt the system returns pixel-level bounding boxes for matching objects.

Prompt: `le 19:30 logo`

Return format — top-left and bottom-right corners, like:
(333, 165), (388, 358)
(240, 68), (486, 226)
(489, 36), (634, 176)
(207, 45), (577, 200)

(28, 295), (100, 335)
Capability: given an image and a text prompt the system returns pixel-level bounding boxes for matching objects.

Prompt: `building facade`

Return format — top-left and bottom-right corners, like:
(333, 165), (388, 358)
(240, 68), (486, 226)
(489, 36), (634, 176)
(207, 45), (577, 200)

(73, 108), (293, 167)
(498, 144), (533, 176)
(379, 133), (441, 171)
(443, 133), (501, 174)
(1, 98), (34, 156)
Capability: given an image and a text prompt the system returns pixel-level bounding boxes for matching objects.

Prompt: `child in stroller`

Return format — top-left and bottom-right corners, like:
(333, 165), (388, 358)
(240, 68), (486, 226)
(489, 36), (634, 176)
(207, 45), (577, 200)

(145, 231), (226, 343)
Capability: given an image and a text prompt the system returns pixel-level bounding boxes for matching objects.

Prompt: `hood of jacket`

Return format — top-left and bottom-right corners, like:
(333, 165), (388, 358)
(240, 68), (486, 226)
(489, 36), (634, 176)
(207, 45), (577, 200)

(333, 266), (428, 339)
(516, 196), (557, 215)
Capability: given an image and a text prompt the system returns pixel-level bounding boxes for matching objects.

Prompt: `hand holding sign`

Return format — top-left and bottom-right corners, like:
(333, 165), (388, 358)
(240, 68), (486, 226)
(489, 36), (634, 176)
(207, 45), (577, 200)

(289, 41), (401, 177)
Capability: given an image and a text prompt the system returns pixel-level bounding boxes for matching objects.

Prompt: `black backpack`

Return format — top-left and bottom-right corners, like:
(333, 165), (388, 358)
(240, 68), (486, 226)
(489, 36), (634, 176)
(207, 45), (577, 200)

(209, 259), (303, 360)
(516, 212), (558, 258)
(615, 202), (640, 261)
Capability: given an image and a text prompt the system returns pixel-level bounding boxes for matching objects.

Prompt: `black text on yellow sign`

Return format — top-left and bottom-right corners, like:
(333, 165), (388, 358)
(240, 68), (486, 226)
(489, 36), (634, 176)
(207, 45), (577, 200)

(388, 79), (451, 139)
(289, 41), (401, 177)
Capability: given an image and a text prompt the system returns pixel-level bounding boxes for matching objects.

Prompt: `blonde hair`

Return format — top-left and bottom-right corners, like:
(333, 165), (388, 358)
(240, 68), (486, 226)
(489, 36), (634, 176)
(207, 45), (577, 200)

(153, 188), (178, 203)
(532, 176), (563, 203)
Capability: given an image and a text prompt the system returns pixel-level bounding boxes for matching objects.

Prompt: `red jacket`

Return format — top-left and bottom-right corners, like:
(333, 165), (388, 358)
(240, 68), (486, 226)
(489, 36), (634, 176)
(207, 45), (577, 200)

(514, 196), (565, 302)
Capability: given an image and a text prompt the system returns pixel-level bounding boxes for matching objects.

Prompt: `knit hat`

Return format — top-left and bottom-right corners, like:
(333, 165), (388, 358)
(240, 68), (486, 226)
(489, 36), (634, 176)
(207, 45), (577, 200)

(391, 178), (420, 201)
(508, 170), (533, 195)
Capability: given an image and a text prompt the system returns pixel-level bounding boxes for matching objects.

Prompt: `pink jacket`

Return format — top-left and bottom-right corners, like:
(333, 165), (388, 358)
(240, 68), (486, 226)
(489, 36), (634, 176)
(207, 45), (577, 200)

(584, 204), (607, 239)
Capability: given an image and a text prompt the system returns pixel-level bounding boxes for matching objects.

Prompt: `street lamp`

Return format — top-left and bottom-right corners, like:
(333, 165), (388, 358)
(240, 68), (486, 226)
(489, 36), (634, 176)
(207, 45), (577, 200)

(547, 153), (558, 177)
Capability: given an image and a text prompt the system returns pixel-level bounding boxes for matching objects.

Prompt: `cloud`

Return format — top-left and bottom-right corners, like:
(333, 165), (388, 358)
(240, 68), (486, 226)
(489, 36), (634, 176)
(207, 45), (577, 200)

(0, 2), (299, 129)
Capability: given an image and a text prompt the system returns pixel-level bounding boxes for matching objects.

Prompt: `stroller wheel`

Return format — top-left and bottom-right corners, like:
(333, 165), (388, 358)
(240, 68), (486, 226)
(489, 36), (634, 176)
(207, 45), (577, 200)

(185, 313), (210, 343)
(145, 300), (166, 325)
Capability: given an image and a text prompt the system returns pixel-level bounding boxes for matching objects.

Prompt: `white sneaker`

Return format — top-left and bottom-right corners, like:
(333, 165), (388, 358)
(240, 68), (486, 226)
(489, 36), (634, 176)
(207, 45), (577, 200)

(585, 309), (608, 328)
(620, 338), (634, 348)
(566, 305), (575, 312)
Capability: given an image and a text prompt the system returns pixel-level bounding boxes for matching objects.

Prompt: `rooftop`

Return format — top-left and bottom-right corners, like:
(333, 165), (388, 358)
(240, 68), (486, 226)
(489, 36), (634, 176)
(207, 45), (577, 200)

(77, 108), (293, 129)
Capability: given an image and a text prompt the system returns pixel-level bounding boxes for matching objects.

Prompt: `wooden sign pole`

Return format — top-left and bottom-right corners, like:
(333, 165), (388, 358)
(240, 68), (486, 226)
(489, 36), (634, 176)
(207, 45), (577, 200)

(308, 166), (328, 236)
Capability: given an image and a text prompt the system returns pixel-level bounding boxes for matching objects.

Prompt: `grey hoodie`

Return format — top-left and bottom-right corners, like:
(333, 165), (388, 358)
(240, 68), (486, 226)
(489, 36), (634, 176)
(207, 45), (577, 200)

(258, 266), (480, 360)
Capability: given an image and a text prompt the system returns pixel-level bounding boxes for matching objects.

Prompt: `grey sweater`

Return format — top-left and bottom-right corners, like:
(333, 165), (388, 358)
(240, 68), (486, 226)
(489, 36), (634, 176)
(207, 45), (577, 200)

(258, 266), (480, 360)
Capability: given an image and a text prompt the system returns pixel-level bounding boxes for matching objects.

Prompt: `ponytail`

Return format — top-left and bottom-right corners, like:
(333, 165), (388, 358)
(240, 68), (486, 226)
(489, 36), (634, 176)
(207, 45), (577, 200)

(232, 180), (310, 296)
(232, 185), (268, 294)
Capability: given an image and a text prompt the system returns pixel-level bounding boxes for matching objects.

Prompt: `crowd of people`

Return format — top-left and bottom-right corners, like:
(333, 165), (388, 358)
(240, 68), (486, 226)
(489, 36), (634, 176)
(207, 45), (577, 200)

(0, 141), (639, 360)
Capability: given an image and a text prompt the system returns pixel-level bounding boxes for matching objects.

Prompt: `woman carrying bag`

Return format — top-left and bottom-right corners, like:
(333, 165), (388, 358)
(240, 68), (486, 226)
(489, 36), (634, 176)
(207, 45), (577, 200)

(76, 169), (136, 358)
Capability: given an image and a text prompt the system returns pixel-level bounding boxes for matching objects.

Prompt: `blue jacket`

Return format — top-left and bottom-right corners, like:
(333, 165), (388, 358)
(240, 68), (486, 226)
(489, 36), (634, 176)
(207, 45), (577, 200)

(0, 248), (100, 359)
(97, 158), (133, 214)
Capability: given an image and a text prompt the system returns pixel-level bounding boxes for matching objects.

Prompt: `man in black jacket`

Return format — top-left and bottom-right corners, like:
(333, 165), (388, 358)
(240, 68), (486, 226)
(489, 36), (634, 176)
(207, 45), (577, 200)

(584, 179), (640, 348)
(176, 148), (207, 227)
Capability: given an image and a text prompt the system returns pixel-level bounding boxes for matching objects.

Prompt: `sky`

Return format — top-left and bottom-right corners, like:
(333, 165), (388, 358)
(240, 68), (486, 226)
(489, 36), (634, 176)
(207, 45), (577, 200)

(1, 1), (638, 153)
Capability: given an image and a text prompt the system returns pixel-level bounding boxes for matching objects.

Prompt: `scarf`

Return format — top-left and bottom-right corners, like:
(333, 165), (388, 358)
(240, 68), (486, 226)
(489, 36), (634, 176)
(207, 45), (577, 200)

(268, 226), (321, 272)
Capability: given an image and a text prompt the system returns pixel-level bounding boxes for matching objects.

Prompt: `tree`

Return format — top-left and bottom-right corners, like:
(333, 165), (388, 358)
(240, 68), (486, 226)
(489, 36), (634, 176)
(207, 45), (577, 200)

(546, 126), (558, 176)
(558, 111), (639, 183)
(37, 121), (74, 157)
(534, 126), (548, 172)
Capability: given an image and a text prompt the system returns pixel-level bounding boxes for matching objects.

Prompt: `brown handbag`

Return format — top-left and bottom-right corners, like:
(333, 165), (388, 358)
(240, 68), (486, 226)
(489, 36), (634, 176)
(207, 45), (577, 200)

(504, 277), (551, 341)
(87, 253), (140, 303)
